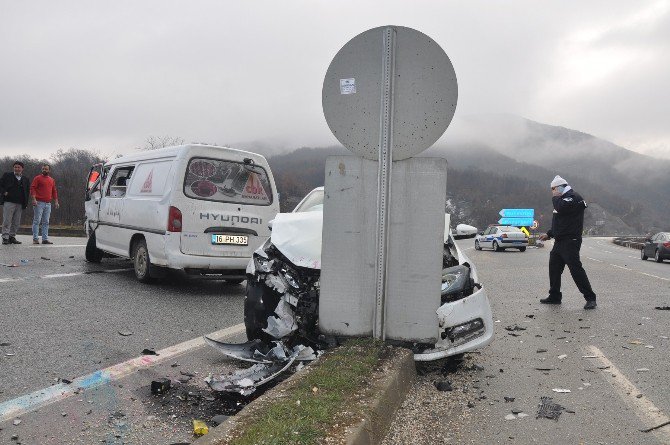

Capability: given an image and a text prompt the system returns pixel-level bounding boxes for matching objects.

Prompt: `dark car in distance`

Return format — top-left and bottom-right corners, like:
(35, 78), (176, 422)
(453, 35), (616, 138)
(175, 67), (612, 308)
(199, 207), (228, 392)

(641, 232), (670, 263)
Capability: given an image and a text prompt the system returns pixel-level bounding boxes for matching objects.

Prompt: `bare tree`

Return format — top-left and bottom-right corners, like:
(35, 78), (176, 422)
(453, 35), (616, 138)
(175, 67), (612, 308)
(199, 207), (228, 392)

(141, 136), (185, 150)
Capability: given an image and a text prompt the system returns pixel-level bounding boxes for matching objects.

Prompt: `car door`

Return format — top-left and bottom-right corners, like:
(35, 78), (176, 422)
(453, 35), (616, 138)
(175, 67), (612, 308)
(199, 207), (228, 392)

(482, 227), (493, 248)
(96, 165), (135, 254)
(645, 234), (658, 257)
(84, 163), (106, 233)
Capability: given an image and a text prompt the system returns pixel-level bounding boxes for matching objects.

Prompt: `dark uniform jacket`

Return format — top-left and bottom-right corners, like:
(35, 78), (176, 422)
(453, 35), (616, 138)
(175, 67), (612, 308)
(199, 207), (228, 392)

(0, 172), (31, 209)
(546, 188), (587, 240)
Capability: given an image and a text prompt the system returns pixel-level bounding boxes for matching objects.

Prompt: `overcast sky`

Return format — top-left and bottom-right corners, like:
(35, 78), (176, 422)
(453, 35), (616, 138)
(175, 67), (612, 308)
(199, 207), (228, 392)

(1, 0), (669, 160)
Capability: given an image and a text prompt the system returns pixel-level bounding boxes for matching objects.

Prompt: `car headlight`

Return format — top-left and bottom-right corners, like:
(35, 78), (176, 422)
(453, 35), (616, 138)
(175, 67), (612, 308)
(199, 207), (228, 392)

(441, 265), (469, 295)
(253, 254), (273, 273)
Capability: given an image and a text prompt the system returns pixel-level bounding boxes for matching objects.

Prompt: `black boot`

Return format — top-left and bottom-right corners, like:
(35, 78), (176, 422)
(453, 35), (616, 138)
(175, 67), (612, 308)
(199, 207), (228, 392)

(540, 296), (562, 304)
(9, 237), (22, 244)
(1, 238), (9, 245)
(584, 300), (597, 310)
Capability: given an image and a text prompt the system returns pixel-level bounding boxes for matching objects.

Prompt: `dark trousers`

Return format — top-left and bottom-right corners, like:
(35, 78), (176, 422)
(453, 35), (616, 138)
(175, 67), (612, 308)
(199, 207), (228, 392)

(549, 238), (596, 301)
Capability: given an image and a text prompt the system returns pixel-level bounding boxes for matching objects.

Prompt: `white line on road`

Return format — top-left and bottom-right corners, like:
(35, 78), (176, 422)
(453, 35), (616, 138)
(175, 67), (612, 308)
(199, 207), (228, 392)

(0, 323), (246, 422)
(610, 264), (632, 270)
(0, 268), (133, 284)
(586, 257), (603, 263)
(640, 272), (670, 282)
(585, 345), (670, 440)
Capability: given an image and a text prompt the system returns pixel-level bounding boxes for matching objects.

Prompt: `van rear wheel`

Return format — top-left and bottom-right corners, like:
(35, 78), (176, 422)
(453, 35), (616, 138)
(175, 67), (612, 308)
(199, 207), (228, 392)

(133, 239), (154, 283)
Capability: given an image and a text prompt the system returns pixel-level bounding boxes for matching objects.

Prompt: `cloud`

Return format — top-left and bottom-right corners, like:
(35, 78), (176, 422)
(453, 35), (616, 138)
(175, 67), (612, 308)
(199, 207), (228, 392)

(0, 1), (668, 159)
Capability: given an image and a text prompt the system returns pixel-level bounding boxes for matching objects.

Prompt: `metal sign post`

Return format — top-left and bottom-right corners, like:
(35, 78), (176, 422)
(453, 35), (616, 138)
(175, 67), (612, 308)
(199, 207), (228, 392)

(374, 27), (396, 339)
(320, 25), (458, 342)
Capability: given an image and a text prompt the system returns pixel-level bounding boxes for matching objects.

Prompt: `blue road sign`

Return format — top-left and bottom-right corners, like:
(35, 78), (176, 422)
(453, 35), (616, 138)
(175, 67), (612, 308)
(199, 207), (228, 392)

(499, 208), (534, 218)
(498, 217), (534, 226)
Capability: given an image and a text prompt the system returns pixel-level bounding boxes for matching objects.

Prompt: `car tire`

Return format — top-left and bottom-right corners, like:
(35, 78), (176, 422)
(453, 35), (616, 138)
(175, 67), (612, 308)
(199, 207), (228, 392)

(655, 250), (663, 263)
(518, 247), (526, 252)
(85, 232), (104, 263)
(475, 240), (481, 251)
(132, 239), (154, 283)
(641, 249), (648, 260)
(244, 280), (280, 342)
(493, 240), (502, 252)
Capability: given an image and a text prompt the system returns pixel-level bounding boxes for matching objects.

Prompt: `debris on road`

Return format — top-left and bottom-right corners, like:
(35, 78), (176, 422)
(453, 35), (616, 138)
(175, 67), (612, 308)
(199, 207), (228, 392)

(537, 396), (565, 421)
(12, 419), (21, 426)
(434, 380), (453, 391)
(536, 349), (548, 353)
(142, 348), (158, 355)
(636, 368), (650, 372)
(40, 256), (50, 260)
(151, 378), (171, 395)
(118, 331), (133, 337)
(59, 378), (72, 384)
(654, 306), (670, 311)
(629, 340), (643, 345)
(557, 354), (568, 360)
(504, 396), (515, 402)
(193, 419), (209, 436)
(552, 388), (571, 393)
(504, 325), (527, 332)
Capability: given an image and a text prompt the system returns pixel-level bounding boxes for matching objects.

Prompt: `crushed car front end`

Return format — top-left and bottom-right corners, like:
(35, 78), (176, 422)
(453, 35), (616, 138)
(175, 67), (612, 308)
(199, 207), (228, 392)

(244, 201), (493, 361)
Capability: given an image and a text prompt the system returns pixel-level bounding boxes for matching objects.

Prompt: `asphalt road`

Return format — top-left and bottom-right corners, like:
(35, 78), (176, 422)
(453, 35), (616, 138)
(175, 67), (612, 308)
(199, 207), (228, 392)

(1, 235), (668, 444)
(385, 237), (670, 445)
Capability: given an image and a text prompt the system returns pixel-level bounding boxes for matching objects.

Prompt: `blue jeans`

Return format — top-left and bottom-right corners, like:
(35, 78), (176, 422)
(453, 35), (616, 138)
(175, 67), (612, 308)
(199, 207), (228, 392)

(32, 201), (52, 240)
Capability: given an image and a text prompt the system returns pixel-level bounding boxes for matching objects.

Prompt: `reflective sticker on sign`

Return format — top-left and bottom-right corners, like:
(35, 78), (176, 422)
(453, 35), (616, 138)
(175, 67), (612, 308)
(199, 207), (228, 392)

(340, 78), (356, 95)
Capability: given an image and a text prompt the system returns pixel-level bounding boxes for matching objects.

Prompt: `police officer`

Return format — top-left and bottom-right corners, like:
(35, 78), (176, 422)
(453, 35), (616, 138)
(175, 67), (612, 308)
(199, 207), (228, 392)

(538, 175), (597, 309)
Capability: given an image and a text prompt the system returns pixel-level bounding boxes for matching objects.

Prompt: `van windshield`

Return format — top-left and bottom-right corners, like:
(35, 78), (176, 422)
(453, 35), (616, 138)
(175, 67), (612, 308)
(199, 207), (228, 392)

(183, 158), (273, 205)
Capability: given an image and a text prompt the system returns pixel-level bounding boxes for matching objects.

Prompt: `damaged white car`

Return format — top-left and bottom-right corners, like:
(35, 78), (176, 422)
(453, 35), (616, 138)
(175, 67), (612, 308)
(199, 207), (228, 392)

(244, 187), (494, 361)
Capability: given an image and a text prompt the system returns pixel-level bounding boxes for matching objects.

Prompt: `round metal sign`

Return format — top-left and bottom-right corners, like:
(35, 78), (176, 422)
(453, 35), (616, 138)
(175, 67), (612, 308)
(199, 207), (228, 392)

(322, 26), (458, 161)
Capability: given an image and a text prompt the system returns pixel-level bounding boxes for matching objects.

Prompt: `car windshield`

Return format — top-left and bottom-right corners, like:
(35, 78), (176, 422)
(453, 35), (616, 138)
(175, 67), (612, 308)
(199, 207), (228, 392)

(293, 189), (324, 212)
(499, 226), (522, 232)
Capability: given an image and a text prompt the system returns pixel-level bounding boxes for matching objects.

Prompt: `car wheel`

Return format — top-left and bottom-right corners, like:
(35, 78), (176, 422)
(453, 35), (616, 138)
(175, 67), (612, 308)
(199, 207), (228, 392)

(475, 240), (481, 251)
(518, 246), (526, 252)
(493, 240), (502, 252)
(244, 280), (280, 342)
(655, 250), (663, 263)
(132, 239), (154, 283)
(85, 232), (104, 263)
(641, 249), (648, 260)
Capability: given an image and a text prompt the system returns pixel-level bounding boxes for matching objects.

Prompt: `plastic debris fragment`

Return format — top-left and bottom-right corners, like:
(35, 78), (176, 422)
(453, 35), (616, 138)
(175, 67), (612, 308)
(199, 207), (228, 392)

(193, 419), (209, 436)
(551, 388), (571, 393)
(537, 396), (565, 421)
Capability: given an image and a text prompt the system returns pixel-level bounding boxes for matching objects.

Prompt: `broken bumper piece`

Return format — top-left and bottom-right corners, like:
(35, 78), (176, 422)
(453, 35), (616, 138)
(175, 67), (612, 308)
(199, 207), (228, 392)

(204, 339), (318, 396)
(414, 286), (493, 361)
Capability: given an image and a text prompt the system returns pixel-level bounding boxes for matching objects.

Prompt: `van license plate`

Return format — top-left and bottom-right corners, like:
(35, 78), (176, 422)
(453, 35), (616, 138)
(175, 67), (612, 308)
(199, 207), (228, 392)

(211, 234), (248, 245)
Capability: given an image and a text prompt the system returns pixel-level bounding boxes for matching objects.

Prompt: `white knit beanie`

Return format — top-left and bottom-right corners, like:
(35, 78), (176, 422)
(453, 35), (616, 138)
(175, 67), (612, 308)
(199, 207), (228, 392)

(551, 175), (568, 188)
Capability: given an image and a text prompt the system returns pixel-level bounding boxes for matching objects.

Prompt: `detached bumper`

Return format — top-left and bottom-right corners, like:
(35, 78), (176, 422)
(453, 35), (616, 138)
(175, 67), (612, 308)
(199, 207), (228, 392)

(414, 286), (494, 361)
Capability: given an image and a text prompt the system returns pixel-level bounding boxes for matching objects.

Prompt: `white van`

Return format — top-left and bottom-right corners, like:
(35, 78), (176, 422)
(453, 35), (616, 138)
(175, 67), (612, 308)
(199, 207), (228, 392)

(84, 145), (280, 283)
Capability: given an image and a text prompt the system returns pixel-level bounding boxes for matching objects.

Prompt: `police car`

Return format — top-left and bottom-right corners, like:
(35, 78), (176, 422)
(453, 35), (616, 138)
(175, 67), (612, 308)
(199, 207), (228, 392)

(474, 225), (528, 252)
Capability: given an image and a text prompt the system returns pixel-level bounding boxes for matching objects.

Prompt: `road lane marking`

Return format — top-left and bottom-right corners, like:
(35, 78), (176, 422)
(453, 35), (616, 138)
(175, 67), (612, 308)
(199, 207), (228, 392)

(0, 268), (133, 284)
(586, 257), (603, 263)
(585, 345), (670, 440)
(0, 323), (246, 422)
(28, 244), (86, 248)
(601, 263), (670, 282)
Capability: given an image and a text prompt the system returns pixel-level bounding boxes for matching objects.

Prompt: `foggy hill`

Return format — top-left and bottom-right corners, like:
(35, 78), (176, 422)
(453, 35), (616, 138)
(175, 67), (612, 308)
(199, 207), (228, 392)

(266, 115), (669, 234)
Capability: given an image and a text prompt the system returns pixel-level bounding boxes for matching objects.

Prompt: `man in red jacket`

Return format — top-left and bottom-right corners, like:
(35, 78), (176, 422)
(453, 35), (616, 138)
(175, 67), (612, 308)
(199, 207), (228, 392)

(30, 164), (60, 245)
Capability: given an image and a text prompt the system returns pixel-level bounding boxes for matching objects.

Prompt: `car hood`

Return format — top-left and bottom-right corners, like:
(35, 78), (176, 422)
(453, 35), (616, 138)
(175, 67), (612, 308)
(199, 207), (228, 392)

(270, 211), (323, 269)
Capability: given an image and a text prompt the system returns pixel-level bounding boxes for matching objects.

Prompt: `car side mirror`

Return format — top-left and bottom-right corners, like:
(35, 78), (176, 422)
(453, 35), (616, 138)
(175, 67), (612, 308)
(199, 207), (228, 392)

(478, 231), (484, 236)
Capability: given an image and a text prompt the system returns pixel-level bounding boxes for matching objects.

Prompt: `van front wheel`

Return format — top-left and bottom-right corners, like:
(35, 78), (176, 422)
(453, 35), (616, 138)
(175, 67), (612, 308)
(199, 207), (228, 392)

(133, 239), (154, 283)
(85, 233), (104, 263)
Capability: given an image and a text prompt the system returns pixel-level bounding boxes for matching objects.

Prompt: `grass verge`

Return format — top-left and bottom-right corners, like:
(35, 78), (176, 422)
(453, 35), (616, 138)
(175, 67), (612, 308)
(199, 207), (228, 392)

(231, 339), (384, 445)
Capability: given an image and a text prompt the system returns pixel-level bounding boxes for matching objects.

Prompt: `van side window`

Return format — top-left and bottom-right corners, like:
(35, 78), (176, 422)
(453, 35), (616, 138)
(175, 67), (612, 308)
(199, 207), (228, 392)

(106, 166), (135, 198)
(183, 158), (274, 205)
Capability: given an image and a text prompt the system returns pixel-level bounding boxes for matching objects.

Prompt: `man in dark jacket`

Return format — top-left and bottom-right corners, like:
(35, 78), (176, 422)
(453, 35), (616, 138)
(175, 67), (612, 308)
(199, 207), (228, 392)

(1, 161), (31, 244)
(538, 175), (597, 309)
